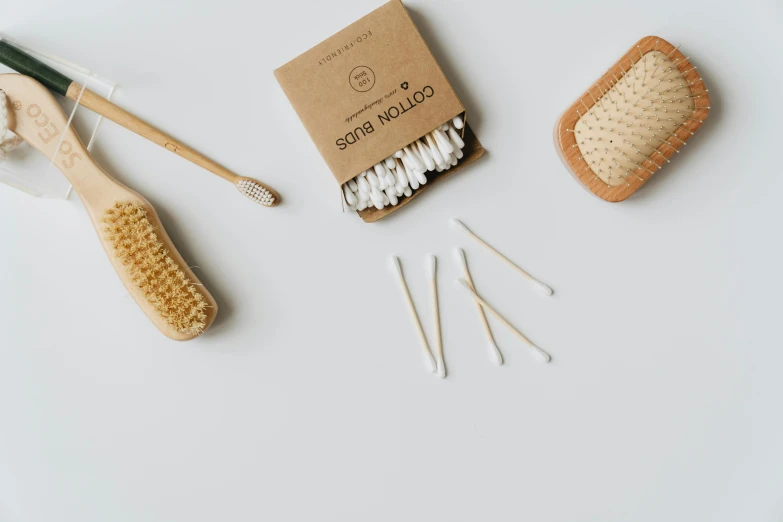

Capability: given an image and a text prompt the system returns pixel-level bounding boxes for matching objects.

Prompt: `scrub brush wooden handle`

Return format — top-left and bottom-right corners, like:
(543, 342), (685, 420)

(1, 73), (218, 340)
(0, 40), (279, 207)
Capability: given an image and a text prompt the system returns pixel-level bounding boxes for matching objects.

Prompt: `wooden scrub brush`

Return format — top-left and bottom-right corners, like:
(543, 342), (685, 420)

(0, 74), (217, 340)
(555, 35), (710, 201)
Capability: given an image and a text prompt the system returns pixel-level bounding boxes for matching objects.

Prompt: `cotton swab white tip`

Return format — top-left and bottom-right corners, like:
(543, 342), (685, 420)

(532, 279), (554, 296)
(426, 254), (437, 276)
(455, 277), (474, 293)
(529, 345), (551, 363)
(385, 187), (398, 206)
(424, 355), (436, 373)
(357, 176), (370, 193)
(455, 278), (551, 364)
(343, 185), (357, 206)
(370, 187), (384, 210)
(449, 217), (470, 234)
(451, 217), (554, 298)
(488, 340), (504, 365)
(390, 256), (403, 277)
(453, 247), (467, 268)
(436, 362), (446, 378)
(447, 126), (465, 149)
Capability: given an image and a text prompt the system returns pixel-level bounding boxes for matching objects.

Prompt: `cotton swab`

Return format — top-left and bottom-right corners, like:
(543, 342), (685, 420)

(449, 218), (554, 297)
(455, 279), (551, 363)
(342, 118), (466, 214)
(390, 257), (436, 373)
(427, 255), (445, 378)
(454, 248), (502, 365)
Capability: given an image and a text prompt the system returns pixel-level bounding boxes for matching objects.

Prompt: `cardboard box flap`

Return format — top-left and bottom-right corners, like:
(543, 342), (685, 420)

(274, 0), (465, 185)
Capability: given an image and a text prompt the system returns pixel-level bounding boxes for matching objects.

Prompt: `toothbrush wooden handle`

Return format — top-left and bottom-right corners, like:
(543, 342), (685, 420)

(65, 83), (239, 184)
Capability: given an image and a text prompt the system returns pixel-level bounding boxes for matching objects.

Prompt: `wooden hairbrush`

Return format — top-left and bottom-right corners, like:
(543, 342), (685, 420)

(555, 35), (710, 201)
(0, 73), (217, 340)
(0, 40), (279, 207)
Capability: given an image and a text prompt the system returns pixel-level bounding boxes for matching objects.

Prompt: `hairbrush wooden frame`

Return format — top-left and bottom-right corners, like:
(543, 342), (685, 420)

(554, 35), (710, 202)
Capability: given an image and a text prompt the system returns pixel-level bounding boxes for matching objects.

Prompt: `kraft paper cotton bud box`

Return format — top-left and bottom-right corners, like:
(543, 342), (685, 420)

(274, 0), (484, 223)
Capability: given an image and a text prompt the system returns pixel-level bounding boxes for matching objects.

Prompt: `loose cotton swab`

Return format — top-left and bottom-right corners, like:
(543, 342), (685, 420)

(427, 255), (446, 378)
(455, 279), (551, 363)
(449, 218), (554, 296)
(390, 257), (436, 373)
(454, 248), (502, 365)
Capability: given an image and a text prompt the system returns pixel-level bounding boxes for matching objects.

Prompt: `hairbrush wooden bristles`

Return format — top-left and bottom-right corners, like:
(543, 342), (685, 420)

(555, 36), (710, 201)
(0, 73), (217, 340)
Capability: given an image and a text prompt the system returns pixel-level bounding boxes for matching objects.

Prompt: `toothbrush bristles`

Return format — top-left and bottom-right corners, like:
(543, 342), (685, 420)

(236, 178), (278, 207)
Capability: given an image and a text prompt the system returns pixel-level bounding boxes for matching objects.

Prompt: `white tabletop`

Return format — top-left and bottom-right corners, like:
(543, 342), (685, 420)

(2, 1), (781, 520)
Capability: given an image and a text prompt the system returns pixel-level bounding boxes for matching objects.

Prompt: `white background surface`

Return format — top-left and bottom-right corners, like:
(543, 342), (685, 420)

(1, 1), (781, 520)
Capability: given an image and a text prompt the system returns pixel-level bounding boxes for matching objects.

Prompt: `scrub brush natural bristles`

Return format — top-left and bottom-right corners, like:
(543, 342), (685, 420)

(103, 202), (208, 336)
(555, 35), (710, 201)
(1, 73), (217, 340)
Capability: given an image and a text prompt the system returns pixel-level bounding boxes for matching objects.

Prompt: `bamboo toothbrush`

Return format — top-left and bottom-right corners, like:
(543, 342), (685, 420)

(0, 40), (279, 206)
(1, 73), (217, 339)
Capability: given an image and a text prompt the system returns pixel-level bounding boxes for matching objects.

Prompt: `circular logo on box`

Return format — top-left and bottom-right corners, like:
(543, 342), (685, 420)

(349, 66), (375, 92)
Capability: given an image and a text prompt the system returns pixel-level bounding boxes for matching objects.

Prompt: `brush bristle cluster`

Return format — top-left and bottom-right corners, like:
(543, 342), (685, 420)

(342, 116), (466, 212)
(102, 202), (208, 336)
(573, 46), (707, 187)
(236, 178), (276, 206)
